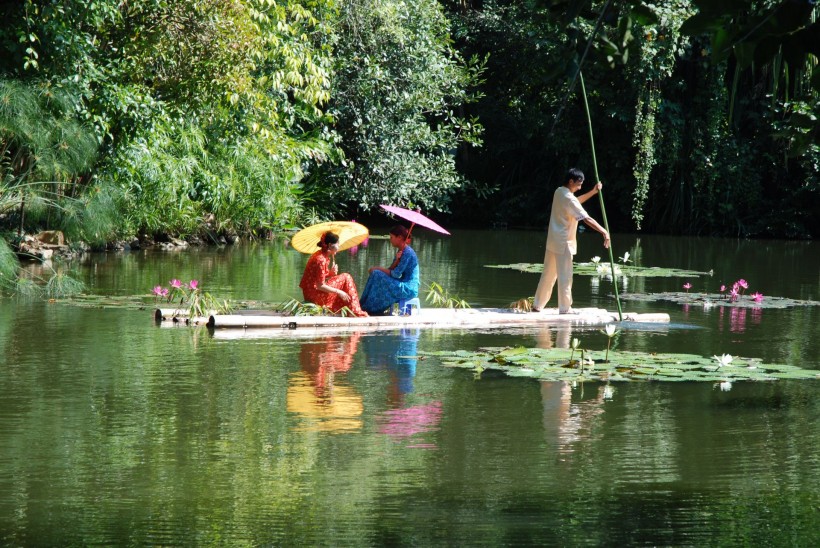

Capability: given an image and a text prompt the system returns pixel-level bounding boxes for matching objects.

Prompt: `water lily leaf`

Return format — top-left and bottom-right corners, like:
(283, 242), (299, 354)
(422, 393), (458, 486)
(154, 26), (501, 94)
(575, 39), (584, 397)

(619, 292), (820, 309)
(485, 263), (710, 278)
(52, 294), (153, 310)
(766, 370), (819, 380)
(420, 347), (819, 384)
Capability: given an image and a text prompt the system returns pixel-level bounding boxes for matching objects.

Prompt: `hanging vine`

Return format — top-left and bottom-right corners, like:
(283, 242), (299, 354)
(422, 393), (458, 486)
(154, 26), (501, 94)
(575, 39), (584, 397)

(627, 3), (692, 230)
(631, 80), (659, 230)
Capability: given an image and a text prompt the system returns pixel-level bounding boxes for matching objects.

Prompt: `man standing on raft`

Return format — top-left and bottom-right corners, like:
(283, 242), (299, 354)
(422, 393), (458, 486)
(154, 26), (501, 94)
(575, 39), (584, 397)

(532, 168), (610, 314)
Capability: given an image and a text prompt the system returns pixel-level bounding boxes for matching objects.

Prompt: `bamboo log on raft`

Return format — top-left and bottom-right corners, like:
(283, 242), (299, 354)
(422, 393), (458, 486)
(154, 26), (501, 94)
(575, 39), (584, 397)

(155, 308), (217, 322)
(206, 309), (671, 330)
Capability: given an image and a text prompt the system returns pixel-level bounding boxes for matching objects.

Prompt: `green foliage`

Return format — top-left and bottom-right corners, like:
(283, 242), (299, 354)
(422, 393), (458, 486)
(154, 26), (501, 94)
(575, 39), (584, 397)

(0, 77), (104, 255)
(3, 0), (338, 241)
(426, 281), (470, 308)
(443, 1), (819, 237)
(310, 0), (484, 213)
(103, 117), (310, 237)
(1, 0), (817, 241)
(0, 78), (98, 206)
(0, 238), (19, 290)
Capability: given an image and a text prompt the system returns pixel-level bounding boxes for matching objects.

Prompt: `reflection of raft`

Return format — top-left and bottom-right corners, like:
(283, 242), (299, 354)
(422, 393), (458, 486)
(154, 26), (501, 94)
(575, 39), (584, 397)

(198, 307), (669, 332)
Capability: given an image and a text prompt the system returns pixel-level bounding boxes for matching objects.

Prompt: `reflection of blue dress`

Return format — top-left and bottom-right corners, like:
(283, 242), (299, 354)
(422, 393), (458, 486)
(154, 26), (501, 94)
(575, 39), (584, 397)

(360, 245), (419, 314)
(363, 329), (420, 396)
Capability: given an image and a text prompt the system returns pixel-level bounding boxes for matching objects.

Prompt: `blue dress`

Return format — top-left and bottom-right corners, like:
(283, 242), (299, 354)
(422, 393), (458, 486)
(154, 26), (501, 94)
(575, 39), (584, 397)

(360, 245), (420, 314)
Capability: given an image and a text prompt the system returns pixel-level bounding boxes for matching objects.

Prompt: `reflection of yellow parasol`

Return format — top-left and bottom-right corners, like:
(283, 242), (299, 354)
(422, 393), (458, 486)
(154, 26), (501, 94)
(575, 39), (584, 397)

(286, 373), (363, 433)
(290, 221), (369, 254)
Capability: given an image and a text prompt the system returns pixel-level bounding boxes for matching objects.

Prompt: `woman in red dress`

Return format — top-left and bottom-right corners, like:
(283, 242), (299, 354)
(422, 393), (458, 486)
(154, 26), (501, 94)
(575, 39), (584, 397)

(299, 231), (368, 317)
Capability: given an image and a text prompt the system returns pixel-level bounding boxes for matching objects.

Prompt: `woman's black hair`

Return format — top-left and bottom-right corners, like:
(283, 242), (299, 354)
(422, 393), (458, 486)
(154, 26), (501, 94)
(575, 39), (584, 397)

(389, 225), (410, 239)
(318, 231), (339, 248)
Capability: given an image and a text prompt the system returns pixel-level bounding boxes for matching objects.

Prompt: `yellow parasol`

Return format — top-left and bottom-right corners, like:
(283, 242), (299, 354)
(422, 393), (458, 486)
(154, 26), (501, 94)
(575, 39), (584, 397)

(289, 221), (369, 254)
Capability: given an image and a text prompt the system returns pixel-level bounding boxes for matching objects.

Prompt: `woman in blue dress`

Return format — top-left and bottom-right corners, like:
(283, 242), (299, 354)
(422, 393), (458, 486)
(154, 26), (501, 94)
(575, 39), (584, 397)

(360, 225), (419, 315)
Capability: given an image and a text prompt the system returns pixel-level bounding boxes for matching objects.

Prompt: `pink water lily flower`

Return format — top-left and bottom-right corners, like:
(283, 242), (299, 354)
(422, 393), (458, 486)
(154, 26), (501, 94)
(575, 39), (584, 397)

(189, 279), (199, 290)
(153, 285), (165, 296)
(170, 279), (182, 288)
(751, 292), (764, 303)
(729, 287), (739, 301)
(737, 279), (749, 290)
(720, 284), (726, 292)
(349, 245), (359, 256)
(683, 282), (692, 292)
(362, 237), (369, 248)
(161, 288), (169, 297)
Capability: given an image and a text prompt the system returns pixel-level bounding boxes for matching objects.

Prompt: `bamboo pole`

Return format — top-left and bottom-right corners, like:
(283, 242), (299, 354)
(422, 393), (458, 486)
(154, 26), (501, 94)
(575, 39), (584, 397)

(579, 71), (623, 321)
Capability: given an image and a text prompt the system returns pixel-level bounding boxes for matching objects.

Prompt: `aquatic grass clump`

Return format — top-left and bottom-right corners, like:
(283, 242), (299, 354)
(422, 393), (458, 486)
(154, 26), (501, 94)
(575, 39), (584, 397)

(153, 278), (231, 317)
(426, 282), (470, 309)
(279, 298), (358, 317)
(45, 271), (86, 298)
(8, 261), (85, 299)
(0, 238), (19, 291)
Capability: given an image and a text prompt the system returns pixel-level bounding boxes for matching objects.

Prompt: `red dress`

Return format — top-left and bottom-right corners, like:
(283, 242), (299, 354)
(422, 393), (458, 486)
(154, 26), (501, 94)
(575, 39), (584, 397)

(300, 251), (368, 317)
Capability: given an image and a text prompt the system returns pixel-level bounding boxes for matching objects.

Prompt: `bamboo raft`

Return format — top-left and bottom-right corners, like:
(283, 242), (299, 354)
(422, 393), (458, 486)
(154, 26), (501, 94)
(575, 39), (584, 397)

(155, 307), (670, 334)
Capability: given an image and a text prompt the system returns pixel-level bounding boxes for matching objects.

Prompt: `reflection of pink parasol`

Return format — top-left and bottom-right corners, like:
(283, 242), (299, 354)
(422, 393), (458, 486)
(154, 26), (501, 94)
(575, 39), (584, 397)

(379, 205), (450, 236)
(377, 402), (443, 439)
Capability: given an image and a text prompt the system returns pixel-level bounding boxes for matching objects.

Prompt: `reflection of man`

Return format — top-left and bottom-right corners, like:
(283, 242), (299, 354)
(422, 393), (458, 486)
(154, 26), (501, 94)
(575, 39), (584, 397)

(536, 325), (606, 453)
(535, 325), (572, 350)
(533, 168), (610, 314)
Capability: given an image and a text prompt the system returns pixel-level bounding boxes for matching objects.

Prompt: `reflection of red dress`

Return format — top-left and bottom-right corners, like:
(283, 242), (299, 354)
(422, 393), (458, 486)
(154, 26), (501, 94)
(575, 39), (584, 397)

(299, 251), (368, 316)
(300, 334), (362, 389)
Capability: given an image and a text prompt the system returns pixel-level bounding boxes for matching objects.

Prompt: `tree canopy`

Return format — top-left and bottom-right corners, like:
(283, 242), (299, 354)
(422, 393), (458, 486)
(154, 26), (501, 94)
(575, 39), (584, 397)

(0, 0), (817, 274)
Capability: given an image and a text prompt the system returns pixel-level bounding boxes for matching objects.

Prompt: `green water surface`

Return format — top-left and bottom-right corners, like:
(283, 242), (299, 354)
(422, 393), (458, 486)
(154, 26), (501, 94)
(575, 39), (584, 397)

(1, 230), (818, 545)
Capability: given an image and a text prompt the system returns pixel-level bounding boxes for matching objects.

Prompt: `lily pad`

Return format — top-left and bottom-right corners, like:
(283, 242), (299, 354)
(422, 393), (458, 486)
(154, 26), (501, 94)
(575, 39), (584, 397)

(51, 294), (267, 312)
(51, 294), (153, 310)
(485, 262), (711, 278)
(419, 347), (819, 383)
(618, 292), (820, 309)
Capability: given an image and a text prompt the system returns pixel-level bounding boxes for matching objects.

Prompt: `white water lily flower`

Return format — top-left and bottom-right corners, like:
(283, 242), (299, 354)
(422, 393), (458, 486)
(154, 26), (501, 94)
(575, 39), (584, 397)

(604, 324), (618, 337)
(591, 256), (601, 264)
(619, 251), (631, 264)
(719, 381), (732, 392)
(603, 385), (615, 400)
(571, 338), (580, 349)
(596, 264), (607, 274)
(712, 353), (733, 367)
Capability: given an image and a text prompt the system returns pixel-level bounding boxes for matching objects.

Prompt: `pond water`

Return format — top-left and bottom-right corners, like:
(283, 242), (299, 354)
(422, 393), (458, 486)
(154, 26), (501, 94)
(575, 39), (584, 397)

(1, 230), (818, 545)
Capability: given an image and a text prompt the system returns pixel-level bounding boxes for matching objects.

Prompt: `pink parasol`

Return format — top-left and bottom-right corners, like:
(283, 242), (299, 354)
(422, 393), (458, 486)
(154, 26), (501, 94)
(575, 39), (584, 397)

(379, 205), (450, 236)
